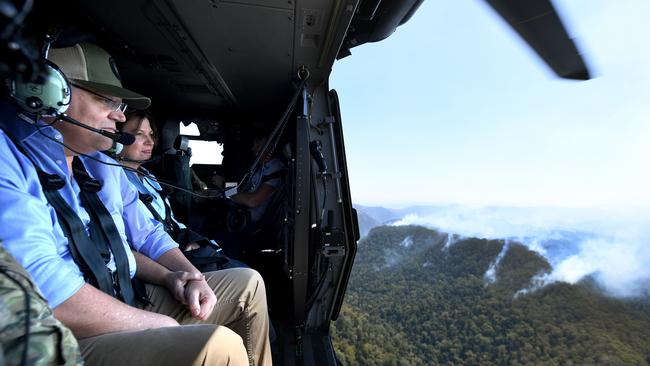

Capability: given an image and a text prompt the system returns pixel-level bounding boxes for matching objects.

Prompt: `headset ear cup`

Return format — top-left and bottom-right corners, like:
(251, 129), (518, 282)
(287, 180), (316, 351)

(9, 60), (71, 116)
(45, 60), (72, 108)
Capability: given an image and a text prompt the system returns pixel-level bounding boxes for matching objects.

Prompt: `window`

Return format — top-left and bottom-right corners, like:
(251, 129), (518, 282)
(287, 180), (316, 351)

(179, 122), (223, 165)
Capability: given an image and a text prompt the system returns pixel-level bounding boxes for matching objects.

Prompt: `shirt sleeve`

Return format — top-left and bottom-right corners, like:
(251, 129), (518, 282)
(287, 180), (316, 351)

(262, 158), (285, 190)
(118, 166), (179, 259)
(0, 134), (85, 308)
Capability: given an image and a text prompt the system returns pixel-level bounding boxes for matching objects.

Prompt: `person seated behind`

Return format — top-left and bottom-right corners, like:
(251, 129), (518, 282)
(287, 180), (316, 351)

(213, 133), (287, 260)
(0, 41), (270, 365)
(116, 109), (247, 270)
(0, 244), (83, 366)
(231, 133), (286, 224)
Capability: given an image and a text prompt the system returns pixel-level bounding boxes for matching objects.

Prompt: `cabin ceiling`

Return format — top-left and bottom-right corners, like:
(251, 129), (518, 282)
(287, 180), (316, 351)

(29, 0), (587, 120)
(32, 0), (361, 118)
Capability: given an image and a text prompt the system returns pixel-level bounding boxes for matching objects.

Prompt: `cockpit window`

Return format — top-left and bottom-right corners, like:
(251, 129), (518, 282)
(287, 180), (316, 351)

(179, 122), (223, 165)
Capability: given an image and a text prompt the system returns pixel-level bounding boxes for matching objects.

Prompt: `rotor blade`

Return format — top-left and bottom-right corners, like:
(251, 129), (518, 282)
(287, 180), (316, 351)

(485, 0), (590, 80)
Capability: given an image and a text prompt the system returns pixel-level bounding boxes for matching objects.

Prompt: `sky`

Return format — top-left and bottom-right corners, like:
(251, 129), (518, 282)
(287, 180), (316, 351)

(330, 0), (650, 209)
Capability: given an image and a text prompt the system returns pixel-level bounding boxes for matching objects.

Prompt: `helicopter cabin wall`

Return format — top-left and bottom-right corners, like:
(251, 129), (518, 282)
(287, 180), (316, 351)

(297, 82), (358, 332)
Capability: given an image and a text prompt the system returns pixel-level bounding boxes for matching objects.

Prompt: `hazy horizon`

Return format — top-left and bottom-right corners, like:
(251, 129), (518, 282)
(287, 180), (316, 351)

(357, 203), (650, 298)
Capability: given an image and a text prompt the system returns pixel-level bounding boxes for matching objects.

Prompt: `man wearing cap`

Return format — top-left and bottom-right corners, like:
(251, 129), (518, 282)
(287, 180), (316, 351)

(0, 42), (271, 365)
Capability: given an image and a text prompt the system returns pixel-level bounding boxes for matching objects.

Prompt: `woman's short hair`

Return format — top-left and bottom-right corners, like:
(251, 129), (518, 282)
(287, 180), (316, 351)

(121, 109), (158, 143)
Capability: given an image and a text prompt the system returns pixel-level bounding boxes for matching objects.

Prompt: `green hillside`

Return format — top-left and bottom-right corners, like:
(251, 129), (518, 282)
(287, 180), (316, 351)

(332, 225), (650, 365)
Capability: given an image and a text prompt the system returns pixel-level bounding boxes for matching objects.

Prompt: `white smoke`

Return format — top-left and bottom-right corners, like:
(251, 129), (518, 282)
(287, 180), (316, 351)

(527, 234), (650, 297)
(443, 233), (462, 250)
(391, 205), (650, 297)
(380, 250), (403, 269)
(484, 240), (510, 284)
(400, 236), (413, 248)
(378, 236), (412, 269)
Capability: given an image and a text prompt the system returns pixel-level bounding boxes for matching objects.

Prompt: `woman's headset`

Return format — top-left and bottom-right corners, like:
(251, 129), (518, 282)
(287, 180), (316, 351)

(7, 59), (71, 116)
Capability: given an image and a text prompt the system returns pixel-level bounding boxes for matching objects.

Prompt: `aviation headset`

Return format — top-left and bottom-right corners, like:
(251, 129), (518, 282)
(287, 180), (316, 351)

(7, 63), (132, 156)
(5, 26), (75, 116)
(5, 49), (133, 155)
(7, 59), (71, 116)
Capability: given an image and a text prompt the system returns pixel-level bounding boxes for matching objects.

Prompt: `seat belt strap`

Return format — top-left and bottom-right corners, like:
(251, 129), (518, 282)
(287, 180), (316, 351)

(72, 157), (136, 306)
(139, 193), (167, 225)
(39, 172), (116, 295)
(154, 184), (179, 231)
(161, 194), (182, 234)
(138, 191), (180, 235)
(136, 168), (181, 235)
(1, 126), (115, 295)
(138, 181), (220, 252)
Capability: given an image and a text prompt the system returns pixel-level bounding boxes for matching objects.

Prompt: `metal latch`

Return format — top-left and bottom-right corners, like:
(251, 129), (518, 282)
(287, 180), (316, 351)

(321, 229), (346, 257)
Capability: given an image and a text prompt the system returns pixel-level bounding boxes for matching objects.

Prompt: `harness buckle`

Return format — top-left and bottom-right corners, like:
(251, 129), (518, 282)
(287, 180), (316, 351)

(37, 171), (66, 190)
(80, 179), (101, 193)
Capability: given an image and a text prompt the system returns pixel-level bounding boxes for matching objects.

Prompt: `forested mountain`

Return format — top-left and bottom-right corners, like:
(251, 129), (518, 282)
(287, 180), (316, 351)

(354, 205), (399, 237)
(332, 225), (650, 365)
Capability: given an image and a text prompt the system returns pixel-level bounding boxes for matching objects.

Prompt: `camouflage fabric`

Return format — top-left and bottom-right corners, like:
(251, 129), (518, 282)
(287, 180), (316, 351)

(0, 245), (83, 365)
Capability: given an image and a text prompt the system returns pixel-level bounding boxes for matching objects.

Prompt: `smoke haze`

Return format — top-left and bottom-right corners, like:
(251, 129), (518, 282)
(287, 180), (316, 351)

(388, 205), (650, 297)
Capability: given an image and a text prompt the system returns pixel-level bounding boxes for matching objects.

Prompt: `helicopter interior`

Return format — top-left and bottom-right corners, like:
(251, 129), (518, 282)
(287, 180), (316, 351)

(5, 0), (590, 364)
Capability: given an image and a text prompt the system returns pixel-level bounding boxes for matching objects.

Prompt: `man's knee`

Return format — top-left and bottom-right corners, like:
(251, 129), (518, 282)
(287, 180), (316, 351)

(241, 268), (266, 294)
(78, 324), (248, 365)
(239, 268), (266, 295)
(204, 268), (267, 299)
(204, 326), (248, 365)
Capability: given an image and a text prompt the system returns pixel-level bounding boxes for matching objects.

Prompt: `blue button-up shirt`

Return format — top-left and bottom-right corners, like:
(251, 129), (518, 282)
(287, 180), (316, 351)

(0, 103), (177, 308)
(125, 168), (186, 231)
(247, 157), (285, 222)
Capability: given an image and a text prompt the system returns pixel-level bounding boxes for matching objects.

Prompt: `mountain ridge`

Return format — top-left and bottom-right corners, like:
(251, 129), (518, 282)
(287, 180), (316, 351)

(333, 224), (650, 365)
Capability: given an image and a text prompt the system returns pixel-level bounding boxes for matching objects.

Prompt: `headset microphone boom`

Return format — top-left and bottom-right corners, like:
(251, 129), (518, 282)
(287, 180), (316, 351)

(54, 113), (135, 145)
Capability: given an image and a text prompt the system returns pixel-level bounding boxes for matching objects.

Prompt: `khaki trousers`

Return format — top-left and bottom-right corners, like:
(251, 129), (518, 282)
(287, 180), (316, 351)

(78, 324), (247, 365)
(78, 268), (272, 366)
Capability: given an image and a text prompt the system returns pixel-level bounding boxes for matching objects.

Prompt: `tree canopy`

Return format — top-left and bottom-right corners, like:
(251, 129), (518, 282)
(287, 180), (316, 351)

(333, 225), (650, 365)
